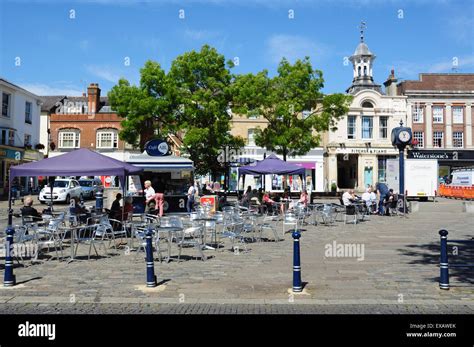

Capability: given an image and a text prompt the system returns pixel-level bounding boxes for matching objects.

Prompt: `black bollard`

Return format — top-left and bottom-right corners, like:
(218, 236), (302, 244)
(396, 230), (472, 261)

(292, 230), (302, 292)
(95, 191), (103, 213)
(4, 226), (16, 287)
(145, 227), (157, 288)
(439, 229), (449, 290)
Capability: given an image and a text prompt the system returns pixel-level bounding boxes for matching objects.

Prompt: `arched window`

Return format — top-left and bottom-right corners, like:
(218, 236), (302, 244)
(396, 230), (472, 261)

(358, 66), (361, 77)
(96, 128), (118, 149)
(363, 66), (367, 76)
(362, 101), (374, 108)
(58, 128), (80, 148)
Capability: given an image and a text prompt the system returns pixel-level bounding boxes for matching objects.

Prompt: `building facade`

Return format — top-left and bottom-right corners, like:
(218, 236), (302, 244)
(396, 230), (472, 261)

(48, 83), (128, 158)
(229, 113), (325, 192)
(398, 74), (474, 178)
(0, 78), (43, 195)
(325, 35), (407, 192)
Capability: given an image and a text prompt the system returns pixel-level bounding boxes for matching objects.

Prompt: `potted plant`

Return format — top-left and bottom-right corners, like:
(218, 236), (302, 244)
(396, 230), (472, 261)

(35, 143), (45, 150)
(331, 183), (337, 193)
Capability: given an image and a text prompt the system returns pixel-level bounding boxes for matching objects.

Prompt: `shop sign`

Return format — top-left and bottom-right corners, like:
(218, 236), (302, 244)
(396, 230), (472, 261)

(335, 148), (394, 154)
(408, 150), (474, 161)
(0, 148), (23, 161)
(145, 139), (170, 156)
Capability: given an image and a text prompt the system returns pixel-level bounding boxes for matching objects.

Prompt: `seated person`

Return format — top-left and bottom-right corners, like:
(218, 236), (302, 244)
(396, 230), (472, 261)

(116, 196), (134, 221)
(110, 193), (123, 219)
(298, 189), (309, 208)
(69, 197), (90, 223)
(21, 196), (42, 222)
(263, 192), (276, 213)
(342, 189), (357, 206)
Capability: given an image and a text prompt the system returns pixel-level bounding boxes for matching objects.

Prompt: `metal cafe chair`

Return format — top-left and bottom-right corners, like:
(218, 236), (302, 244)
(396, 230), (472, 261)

(75, 224), (109, 260)
(256, 211), (281, 242)
(175, 218), (206, 261)
(33, 217), (65, 261)
(221, 218), (247, 253)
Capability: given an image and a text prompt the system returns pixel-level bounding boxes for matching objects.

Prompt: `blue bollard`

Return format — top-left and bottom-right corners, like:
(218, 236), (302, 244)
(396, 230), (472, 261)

(439, 229), (449, 290)
(4, 226), (16, 287)
(292, 230), (302, 292)
(145, 227), (157, 288)
(95, 191), (103, 213)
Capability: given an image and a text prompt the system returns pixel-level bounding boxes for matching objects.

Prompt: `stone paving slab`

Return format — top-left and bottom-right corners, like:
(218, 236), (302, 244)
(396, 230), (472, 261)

(0, 197), (473, 314)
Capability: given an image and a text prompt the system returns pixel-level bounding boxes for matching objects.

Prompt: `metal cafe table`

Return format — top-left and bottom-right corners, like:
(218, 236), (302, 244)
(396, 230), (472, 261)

(155, 220), (184, 262)
(192, 216), (217, 250)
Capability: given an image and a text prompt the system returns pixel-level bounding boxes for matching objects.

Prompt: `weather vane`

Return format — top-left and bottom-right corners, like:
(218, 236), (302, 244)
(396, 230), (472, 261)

(359, 21), (366, 42)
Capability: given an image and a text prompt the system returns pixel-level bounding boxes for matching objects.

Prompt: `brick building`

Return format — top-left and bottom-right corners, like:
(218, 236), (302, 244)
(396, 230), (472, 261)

(48, 83), (128, 156)
(397, 73), (474, 177)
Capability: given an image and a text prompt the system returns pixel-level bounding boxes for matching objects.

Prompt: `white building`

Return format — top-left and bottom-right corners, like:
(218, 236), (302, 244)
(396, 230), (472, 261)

(325, 32), (407, 192)
(0, 78), (43, 195)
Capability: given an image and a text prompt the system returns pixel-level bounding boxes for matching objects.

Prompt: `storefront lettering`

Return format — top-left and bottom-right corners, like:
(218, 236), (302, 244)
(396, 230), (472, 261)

(410, 152), (449, 160)
(335, 148), (391, 154)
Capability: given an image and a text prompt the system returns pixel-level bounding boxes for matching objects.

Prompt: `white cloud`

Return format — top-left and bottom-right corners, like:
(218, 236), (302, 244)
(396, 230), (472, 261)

(266, 34), (327, 64)
(85, 65), (121, 83)
(18, 83), (84, 96)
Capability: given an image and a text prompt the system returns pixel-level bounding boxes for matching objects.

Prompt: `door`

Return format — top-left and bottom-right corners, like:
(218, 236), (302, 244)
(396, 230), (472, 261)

(364, 167), (373, 188)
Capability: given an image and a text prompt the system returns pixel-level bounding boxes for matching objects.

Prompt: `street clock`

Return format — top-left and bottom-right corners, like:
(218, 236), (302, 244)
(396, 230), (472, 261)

(391, 121), (412, 149)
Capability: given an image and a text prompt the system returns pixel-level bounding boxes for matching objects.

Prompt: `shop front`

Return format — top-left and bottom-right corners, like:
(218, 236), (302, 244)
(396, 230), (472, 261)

(407, 149), (474, 183)
(228, 147), (325, 193)
(327, 146), (399, 192)
(126, 151), (194, 214)
(0, 146), (24, 196)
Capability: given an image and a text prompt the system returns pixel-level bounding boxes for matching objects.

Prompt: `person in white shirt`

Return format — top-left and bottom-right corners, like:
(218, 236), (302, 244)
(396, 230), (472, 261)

(144, 180), (155, 200)
(342, 189), (355, 206)
(187, 181), (196, 213)
(143, 180), (156, 213)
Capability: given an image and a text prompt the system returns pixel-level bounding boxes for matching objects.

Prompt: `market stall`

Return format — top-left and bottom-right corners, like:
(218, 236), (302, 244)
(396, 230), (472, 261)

(126, 148), (194, 214)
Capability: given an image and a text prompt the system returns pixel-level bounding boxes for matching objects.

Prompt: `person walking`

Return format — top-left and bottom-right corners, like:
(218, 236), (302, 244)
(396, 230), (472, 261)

(186, 180), (196, 213)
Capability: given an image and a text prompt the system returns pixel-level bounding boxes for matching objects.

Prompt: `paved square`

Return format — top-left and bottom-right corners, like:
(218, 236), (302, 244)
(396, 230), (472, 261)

(0, 198), (473, 314)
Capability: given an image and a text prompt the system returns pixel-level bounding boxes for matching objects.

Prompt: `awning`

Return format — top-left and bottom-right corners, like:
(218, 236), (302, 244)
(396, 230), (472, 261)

(291, 162), (315, 170)
(127, 151), (194, 172)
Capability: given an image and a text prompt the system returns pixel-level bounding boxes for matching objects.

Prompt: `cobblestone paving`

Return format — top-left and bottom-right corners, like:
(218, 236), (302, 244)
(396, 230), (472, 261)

(0, 197), (473, 314)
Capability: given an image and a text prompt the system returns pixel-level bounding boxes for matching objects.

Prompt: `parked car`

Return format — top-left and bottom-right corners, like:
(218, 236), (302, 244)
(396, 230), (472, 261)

(78, 178), (104, 199)
(38, 179), (83, 204)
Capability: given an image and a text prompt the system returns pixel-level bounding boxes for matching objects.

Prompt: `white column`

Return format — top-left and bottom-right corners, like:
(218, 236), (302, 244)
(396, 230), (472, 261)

(356, 114), (362, 140)
(425, 103), (433, 148)
(373, 115), (379, 140)
(328, 154), (338, 191)
(406, 103), (413, 128)
(445, 104), (452, 148)
(466, 103), (472, 148)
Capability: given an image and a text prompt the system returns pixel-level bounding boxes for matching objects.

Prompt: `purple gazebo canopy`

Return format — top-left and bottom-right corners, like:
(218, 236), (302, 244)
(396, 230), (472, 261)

(10, 148), (142, 181)
(238, 154), (306, 176)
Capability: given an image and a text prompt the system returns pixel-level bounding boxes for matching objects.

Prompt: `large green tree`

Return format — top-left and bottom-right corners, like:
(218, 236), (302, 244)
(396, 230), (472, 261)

(169, 45), (244, 177)
(108, 61), (177, 150)
(231, 57), (352, 160)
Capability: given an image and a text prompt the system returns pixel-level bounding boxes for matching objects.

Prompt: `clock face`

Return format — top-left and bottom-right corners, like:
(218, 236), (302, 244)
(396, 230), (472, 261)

(391, 130), (396, 143)
(398, 130), (411, 142)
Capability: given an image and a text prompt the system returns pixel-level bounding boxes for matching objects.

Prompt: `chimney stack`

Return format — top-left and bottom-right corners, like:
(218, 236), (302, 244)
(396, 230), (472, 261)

(383, 69), (398, 96)
(87, 83), (101, 113)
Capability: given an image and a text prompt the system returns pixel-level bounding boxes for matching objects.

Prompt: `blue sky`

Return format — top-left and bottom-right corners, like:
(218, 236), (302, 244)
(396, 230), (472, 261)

(1, 0), (473, 96)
